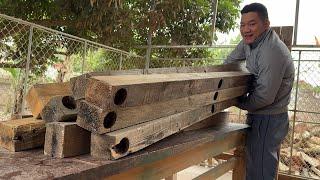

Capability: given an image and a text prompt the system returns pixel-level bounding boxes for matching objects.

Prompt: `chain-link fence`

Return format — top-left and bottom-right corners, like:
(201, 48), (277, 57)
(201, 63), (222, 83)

(0, 13), (319, 179)
(144, 45), (320, 179)
(0, 13), (144, 119)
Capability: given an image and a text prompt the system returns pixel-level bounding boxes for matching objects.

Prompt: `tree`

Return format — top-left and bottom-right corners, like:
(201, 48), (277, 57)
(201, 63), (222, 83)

(0, 0), (241, 54)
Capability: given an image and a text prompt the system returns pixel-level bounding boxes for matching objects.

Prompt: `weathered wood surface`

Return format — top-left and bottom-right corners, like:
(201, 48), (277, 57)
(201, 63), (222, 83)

(183, 112), (228, 131)
(70, 64), (246, 101)
(70, 69), (144, 101)
(78, 86), (246, 134)
(0, 123), (248, 180)
(41, 95), (78, 122)
(44, 122), (91, 158)
(0, 117), (45, 152)
(272, 26), (293, 50)
(26, 82), (71, 118)
(85, 71), (251, 109)
(91, 99), (237, 160)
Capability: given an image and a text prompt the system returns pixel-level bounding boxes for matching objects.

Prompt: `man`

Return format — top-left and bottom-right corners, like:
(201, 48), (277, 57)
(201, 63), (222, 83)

(224, 3), (295, 180)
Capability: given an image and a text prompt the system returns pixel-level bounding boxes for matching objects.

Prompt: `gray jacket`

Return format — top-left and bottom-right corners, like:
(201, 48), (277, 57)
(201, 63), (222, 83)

(224, 28), (295, 114)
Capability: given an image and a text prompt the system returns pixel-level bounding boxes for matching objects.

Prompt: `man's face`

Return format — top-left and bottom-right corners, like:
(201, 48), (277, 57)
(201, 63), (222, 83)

(240, 12), (270, 45)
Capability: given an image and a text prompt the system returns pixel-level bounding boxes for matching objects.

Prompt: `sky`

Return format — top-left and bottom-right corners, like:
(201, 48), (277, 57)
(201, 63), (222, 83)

(219, 0), (320, 45)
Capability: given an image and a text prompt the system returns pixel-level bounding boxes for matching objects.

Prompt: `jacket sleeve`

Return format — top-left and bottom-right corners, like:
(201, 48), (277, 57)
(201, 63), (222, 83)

(224, 40), (246, 64)
(237, 47), (288, 111)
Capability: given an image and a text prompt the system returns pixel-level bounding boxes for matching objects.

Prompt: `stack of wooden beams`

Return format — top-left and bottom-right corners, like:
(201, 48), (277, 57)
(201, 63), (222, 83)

(74, 70), (251, 160)
(0, 64), (251, 160)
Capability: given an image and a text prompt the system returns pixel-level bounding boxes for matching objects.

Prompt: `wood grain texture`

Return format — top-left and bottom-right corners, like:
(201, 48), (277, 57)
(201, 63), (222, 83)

(70, 64), (246, 101)
(70, 69), (144, 101)
(40, 95), (78, 122)
(44, 122), (91, 158)
(183, 112), (228, 131)
(26, 82), (71, 118)
(91, 99), (237, 159)
(77, 86), (245, 134)
(0, 117), (45, 151)
(85, 71), (251, 109)
(0, 123), (248, 179)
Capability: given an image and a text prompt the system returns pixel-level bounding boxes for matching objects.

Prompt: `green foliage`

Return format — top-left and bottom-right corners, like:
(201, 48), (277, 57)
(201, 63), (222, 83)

(0, 0), (241, 51)
(0, 0), (241, 73)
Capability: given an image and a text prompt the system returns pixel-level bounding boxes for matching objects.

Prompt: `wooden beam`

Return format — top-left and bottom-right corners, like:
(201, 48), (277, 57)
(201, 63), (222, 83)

(44, 122), (90, 158)
(85, 72), (250, 110)
(183, 112), (228, 131)
(40, 95), (77, 122)
(26, 82), (71, 118)
(106, 131), (245, 180)
(70, 64), (245, 101)
(193, 157), (237, 180)
(0, 123), (248, 179)
(91, 99), (237, 160)
(78, 86), (246, 134)
(232, 147), (246, 180)
(214, 152), (234, 160)
(0, 117), (45, 151)
(70, 69), (144, 101)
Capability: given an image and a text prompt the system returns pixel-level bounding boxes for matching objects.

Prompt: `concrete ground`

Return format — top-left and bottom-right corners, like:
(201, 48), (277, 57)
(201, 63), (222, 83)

(176, 165), (232, 180)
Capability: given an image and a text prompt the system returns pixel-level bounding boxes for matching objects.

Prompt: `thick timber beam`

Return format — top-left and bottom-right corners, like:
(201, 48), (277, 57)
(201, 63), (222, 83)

(40, 95), (78, 122)
(85, 72), (251, 110)
(91, 99), (237, 160)
(26, 82), (71, 118)
(78, 86), (246, 134)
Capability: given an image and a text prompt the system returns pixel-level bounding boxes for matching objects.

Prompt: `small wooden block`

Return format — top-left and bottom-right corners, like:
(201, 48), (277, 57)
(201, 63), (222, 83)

(26, 82), (71, 118)
(40, 95), (77, 122)
(44, 122), (91, 158)
(91, 99), (237, 160)
(77, 86), (245, 134)
(0, 117), (45, 152)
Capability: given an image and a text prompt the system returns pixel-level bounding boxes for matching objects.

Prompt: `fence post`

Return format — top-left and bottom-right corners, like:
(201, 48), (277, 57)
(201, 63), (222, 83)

(81, 41), (88, 74)
(119, 53), (123, 70)
(288, 50), (301, 174)
(19, 26), (33, 116)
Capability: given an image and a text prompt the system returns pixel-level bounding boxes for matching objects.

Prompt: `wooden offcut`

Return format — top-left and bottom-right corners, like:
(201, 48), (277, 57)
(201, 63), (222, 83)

(26, 82), (71, 118)
(78, 86), (246, 134)
(85, 71), (250, 109)
(40, 95), (77, 122)
(91, 99), (237, 160)
(44, 122), (90, 158)
(0, 117), (45, 152)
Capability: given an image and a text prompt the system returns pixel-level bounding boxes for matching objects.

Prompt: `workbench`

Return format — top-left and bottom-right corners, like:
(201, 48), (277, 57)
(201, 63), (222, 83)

(0, 123), (248, 180)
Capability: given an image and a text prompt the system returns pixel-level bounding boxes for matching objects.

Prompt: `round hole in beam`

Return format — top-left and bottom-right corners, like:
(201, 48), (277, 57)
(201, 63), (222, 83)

(104, 111), (117, 129)
(218, 79), (223, 89)
(62, 96), (77, 109)
(211, 104), (215, 113)
(113, 138), (130, 154)
(213, 92), (219, 101)
(114, 88), (127, 105)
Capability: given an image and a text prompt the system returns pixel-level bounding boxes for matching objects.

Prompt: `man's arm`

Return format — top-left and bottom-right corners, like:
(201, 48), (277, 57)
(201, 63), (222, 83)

(224, 40), (246, 64)
(237, 48), (289, 111)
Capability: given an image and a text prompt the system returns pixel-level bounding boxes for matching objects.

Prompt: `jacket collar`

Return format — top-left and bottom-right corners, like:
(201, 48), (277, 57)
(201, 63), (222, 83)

(250, 28), (271, 49)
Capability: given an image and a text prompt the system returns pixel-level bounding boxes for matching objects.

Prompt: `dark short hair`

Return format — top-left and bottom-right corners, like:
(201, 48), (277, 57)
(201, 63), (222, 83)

(241, 3), (269, 21)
